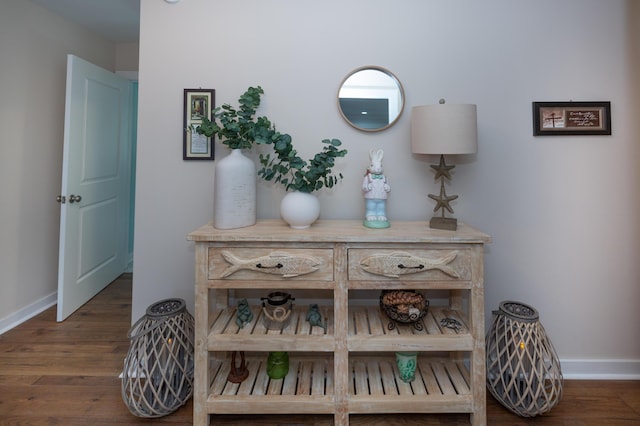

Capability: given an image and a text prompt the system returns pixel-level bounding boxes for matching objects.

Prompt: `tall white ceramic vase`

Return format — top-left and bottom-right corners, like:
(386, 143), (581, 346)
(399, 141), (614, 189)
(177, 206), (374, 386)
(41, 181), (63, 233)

(280, 191), (320, 229)
(213, 149), (256, 229)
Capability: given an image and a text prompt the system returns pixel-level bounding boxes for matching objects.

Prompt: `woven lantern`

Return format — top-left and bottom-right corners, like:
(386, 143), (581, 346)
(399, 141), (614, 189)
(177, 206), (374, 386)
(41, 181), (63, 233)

(121, 298), (194, 417)
(486, 301), (563, 417)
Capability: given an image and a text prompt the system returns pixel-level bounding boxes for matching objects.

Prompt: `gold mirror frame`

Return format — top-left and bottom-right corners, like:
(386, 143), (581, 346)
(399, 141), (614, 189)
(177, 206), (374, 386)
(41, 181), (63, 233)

(337, 66), (405, 132)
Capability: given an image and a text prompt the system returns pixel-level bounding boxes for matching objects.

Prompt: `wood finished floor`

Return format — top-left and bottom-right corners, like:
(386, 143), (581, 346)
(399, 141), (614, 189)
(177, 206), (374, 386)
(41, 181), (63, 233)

(0, 274), (638, 425)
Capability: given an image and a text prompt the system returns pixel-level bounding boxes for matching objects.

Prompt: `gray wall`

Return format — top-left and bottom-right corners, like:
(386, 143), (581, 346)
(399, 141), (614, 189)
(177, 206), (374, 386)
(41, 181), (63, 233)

(0, 0), (116, 331)
(135, 0), (640, 378)
(4, 0), (633, 378)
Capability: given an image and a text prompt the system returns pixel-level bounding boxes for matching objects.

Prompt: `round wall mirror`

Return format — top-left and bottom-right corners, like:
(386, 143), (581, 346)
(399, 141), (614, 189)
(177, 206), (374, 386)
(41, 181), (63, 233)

(337, 66), (405, 132)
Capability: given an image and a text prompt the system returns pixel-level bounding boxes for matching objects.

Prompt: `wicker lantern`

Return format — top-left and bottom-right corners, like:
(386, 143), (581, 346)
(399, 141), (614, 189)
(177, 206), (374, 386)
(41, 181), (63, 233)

(121, 298), (194, 418)
(486, 301), (563, 417)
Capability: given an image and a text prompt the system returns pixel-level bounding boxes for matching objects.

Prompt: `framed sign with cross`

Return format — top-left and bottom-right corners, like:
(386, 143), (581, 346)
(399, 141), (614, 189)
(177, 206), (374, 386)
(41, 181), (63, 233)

(532, 101), (611, 136)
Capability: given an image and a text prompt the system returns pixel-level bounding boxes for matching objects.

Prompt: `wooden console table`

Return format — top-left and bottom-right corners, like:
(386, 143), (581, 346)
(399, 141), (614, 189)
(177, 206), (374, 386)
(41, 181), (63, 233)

(188, 220), (490, 425)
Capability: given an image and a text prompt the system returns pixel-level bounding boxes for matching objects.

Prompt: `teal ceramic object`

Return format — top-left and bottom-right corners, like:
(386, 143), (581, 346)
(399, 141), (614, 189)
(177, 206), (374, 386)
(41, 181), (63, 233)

(395, 351), (418, 383)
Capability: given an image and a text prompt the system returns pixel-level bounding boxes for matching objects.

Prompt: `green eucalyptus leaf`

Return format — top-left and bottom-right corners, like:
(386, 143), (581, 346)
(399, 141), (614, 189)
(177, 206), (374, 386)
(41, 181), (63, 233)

(255, 133), (347, 192)
(209, 86), (272, 150)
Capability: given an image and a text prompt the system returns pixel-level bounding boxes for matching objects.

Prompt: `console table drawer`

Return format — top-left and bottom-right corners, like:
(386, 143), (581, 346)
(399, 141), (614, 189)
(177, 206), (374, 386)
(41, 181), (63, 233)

(208, 247), (334, 281)
(348, 248), (472, 281)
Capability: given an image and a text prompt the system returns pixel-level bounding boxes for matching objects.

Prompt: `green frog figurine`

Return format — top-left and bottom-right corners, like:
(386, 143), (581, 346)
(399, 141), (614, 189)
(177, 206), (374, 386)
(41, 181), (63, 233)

(235, 298), (253, 328)
(266, 351), (289, 379)
(305, 304), (326, 330)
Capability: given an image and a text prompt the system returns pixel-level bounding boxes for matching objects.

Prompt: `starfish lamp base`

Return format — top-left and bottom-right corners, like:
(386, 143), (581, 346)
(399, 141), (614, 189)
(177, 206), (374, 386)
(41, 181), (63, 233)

(427, 155), (460, 231)
(429, 216), (457, 231)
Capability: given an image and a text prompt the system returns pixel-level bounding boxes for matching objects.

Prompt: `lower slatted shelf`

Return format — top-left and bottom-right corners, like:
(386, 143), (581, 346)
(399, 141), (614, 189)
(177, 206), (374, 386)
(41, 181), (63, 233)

(205, 353), (473, 415)
(348, 355), (474, 414)
(206, 354), (335, 414)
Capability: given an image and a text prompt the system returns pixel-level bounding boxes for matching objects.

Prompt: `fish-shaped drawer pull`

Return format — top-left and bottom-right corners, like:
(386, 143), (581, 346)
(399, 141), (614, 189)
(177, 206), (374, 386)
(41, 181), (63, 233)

(359, 251), (459, 278)
(220, 251), (322, 278)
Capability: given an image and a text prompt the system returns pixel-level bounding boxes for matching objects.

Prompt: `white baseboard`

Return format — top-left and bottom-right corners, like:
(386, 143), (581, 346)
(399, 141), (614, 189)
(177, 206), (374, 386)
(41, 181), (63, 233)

(0, 292), (57, 335)
(561, 358), (640, 380)
(125, 256), (133, 273)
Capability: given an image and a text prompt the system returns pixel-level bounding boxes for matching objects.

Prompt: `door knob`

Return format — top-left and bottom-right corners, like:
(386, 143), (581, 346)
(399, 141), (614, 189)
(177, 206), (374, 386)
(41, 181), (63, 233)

(68, 194), (82, 203)
(56, 195), (66, 204)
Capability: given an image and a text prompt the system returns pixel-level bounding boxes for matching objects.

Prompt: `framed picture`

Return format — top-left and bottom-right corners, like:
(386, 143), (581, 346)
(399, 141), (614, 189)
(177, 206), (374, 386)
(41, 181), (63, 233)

(532, 101), (611, 136)
(183, 89), (215, 160)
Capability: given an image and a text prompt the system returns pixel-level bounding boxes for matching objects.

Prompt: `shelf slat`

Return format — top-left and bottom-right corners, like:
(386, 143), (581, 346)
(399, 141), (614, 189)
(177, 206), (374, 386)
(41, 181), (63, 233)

(207, 356), (335, 414)
(208, 354), (474, 415)
(208, 305), (333, 351)
(348, 356), (474, 414)
(209, 304), (473, 352)
(348, 306), (473, 351)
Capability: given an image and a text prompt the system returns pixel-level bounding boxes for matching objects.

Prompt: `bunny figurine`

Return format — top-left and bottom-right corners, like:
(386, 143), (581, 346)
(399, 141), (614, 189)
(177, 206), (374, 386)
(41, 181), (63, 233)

(362, 149), (391, 228)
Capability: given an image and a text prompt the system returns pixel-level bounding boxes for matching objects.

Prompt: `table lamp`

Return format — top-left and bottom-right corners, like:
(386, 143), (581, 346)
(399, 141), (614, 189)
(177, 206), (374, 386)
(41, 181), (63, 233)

(411, 100), (477, 230)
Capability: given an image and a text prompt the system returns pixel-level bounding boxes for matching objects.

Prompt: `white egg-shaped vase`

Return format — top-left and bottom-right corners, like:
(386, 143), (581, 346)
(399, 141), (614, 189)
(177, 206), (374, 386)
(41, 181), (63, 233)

(280, 191), (320, 229)
(213, 149), (256, 229)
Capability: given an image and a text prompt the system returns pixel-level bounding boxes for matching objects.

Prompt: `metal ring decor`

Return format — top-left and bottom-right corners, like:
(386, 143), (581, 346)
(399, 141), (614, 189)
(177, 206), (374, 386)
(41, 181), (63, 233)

(262, 305), (292, 322)
(261, 292), (295, 330)
(121, 298), (194, 418)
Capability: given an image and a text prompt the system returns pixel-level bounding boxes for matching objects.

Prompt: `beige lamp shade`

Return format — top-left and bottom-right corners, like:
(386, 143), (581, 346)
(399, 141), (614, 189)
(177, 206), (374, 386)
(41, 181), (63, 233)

(411, 103), (478, 155)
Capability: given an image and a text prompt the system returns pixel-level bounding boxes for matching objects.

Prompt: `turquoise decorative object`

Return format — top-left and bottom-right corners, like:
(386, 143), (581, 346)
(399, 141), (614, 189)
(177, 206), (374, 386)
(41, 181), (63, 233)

(266, 351), (289, 379)
(395, 351), (418, 383)
(305, 304), (326, 330)
(235, 298), (253, 328)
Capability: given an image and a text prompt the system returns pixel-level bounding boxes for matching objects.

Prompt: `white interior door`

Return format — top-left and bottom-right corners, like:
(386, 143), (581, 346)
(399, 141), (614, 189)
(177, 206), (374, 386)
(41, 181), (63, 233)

(57, 55), (132, 321)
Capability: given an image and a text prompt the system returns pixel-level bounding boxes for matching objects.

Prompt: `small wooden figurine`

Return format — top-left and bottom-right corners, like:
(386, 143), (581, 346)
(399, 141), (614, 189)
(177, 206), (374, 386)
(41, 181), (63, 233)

(227, 351), (249, 383)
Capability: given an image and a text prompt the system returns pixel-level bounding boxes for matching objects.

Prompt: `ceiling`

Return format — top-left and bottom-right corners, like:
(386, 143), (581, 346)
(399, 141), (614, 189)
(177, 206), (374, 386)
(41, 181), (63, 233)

(30, 0), (140, 43)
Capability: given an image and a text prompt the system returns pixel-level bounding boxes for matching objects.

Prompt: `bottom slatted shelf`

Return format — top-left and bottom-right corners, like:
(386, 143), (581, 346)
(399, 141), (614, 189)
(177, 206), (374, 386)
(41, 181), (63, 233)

(348, 355), (474, 414)
(206, 354), (335, 414)
(205, 354), (474, 416)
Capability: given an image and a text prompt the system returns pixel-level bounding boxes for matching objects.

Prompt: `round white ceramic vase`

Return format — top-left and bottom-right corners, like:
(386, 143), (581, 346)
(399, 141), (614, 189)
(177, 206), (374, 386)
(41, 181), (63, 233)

(213, 149), (256, 229)
(280, 191), (320, 229)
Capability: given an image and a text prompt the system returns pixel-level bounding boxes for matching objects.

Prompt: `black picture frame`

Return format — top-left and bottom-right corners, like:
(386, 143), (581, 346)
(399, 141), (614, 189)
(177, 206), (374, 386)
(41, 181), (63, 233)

(183, 89), (215, 160)
(532, 101), (611, 136)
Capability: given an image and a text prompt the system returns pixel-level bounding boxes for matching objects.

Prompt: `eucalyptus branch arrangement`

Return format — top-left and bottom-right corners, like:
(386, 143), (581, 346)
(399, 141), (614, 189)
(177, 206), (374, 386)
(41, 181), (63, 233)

(258, 135), (348, 193)
(192, 86), (276, 149)
(191, 85), (348, 193)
